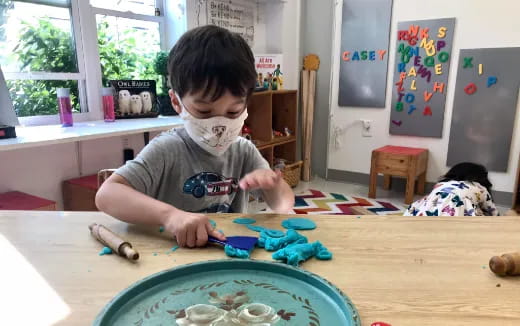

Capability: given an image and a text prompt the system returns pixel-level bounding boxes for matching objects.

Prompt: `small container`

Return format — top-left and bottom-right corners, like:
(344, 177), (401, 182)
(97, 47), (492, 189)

(57, 88), (73, 127)
(102, 87), (115, 122)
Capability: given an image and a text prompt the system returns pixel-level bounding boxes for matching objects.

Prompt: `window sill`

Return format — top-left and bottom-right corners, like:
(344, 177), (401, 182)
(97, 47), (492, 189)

(0, 116), (183, 152)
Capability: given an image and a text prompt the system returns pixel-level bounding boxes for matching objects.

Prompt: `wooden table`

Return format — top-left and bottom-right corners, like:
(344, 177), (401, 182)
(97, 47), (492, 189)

(1, 211), (519, 325)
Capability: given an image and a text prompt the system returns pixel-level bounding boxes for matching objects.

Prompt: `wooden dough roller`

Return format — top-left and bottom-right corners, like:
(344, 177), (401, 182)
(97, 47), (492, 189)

(89, 223), (139, 260)
(489, 252), (520, 276)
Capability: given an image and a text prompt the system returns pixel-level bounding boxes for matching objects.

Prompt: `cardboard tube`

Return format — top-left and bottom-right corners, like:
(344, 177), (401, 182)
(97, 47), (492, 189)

(489, 252), (520, 276)
(89, 223), (139, 260)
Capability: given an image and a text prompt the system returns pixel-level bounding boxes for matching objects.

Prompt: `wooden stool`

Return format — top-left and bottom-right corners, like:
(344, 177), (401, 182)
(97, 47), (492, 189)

(62, 175), (99, 211)
(369, 145), (428, 205)
(0, 191), (56, 210)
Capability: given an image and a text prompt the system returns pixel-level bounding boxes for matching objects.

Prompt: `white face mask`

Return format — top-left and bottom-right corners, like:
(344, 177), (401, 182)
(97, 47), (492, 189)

(177, 94), (248, 156)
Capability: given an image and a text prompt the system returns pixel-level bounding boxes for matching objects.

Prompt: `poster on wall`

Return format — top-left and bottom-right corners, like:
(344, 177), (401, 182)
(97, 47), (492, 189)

(447, 47), (520, 172)
(206, 0), (254, 47)
(338, 0), (393, 108)
(254, 54), (283, 87)
(389, 18), (455, 137)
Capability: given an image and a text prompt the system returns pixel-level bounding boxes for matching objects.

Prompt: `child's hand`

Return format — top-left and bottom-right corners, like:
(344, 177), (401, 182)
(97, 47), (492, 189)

(164, 209), (226, 248)
(239, 169), (282, 191)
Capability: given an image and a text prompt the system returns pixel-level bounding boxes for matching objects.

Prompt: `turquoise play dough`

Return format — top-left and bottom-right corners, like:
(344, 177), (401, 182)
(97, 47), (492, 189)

(158, 226), (165, 233)
(98, 246), (113, 256)
(258, 229), (307, 251)
(246, 225), (266, 232)
(233, 217), (257, 224)
(170, 246), (179, 252)
(209, 220), (217, 228)
(272, 241), (332, 266)
(264, 229), (285, 238)
(281, 218), (317, 230)
(224, 244), (251, 259)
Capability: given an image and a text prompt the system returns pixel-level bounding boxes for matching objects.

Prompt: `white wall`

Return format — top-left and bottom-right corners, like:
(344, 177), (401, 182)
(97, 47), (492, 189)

(328, 0), (520, 192)
(185, 0), (301, 90)
(0, 133), (151, 209)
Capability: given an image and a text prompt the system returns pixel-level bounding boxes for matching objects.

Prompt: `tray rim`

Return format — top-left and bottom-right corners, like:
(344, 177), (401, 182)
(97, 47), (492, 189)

(93, 259), (361, 326)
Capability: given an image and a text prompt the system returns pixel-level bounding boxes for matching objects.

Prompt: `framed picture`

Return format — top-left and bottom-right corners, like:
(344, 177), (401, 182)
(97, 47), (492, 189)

(110, 80), (158, 119)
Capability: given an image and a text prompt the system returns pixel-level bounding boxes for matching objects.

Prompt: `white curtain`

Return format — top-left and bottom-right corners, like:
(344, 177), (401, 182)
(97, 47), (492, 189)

(0, 66), (19, 126)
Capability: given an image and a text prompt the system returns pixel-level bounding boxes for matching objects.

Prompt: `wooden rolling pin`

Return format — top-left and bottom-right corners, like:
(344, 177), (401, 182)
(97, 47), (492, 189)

(489, 252), (520, 276)
(89, 223), (139, 260)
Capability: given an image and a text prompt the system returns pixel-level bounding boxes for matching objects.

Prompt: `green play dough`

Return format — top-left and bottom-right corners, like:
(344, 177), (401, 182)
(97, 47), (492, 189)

(159, 226), (165, 233)
(233, 217), (257, 225)
(246, 225), (265, 232)
(224, 244), (250, 259)
(209, 220), (217, 228)
(281, 218), (316, 230)
(98, 246), (113, 256)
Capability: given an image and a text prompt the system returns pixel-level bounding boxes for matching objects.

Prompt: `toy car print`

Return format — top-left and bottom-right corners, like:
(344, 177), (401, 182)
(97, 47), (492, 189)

(183, 172), (238, 198)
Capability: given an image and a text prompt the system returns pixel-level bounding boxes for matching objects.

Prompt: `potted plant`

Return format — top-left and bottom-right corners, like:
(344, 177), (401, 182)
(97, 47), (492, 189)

(153, 51), (176, 115)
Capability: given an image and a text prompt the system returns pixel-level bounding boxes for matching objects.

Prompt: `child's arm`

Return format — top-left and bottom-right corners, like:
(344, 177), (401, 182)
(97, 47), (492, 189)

(96, 174), (225, 247)
(239, 169), (295, 213)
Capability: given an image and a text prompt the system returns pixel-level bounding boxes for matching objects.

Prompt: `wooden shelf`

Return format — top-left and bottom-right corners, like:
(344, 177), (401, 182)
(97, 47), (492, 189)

(255, 135), (296, 150)
(247, 90), (299, 176)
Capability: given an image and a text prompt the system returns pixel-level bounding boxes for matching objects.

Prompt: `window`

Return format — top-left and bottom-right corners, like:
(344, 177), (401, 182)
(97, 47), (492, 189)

(0, 0), (168, 125)
(0, 0), (87, 120)
(91, 1), (164, 93)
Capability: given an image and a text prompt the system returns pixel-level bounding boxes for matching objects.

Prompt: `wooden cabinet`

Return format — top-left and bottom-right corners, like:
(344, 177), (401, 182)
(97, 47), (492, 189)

(246, 90), (301, 187)
(246, 90), (298, 167)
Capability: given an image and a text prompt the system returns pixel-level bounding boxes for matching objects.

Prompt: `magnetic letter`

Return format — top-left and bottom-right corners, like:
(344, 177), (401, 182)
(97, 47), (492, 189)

(405, 93), (415, 103)
(342, 51), (350, 61)
(424, 56), (435, 67)
(408, 67), (417, 77)
(369, 51), (376, 61)
(396, 102), (404, 111)
(463, 57), (473, 68)
(479, 64), (483, 75)
(423, 91), (433, 102)
(437, 26), (447, 38)
(433, 82), (445, 93)
(438, 51), (450, 63)
(378, 50), (387, 60)
(361, 51), (368, 60)
(487, 76), (498, 87)
(411, 79), (417, 90)
(423, 106), (432, 116)
(420, 28), (430, 40)
(414, 55), (422, 66)
(398, 30), (408, 40)
(408, 105), (417, 115)
(397, 92), (405, 102)
(398, 62), (406, 72)
(435, 64), (442, 75)
(352, 51), (360, 60)
(464, 83), (477, 95)
(437, 40), (446, 51)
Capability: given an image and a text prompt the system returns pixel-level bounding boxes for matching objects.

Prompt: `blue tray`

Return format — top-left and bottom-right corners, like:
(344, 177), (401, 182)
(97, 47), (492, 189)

(94, 260), (360, 326)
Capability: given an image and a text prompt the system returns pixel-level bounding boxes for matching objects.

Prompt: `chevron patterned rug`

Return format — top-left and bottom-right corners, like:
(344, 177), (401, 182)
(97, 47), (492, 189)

(291, 189), (407, 215)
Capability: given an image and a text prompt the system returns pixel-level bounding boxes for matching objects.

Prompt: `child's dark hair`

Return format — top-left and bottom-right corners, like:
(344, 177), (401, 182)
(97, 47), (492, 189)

(440, 162), (493, 193)
(168, 25), (256, 101)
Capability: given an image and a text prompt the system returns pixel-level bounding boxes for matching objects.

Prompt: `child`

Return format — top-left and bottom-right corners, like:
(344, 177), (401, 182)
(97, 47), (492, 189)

(96, 26), (295, 247)
(404, 162), (498, 216)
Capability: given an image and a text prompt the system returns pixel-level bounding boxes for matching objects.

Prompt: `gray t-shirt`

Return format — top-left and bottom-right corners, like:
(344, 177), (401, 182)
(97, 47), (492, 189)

(116, 128), (270, 213)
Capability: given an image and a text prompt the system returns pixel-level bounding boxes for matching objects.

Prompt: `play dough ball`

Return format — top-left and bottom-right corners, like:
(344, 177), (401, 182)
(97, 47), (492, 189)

(209, 220), (217, 228)
(233, 218), (257, 225)
(281, 218), (316, 230)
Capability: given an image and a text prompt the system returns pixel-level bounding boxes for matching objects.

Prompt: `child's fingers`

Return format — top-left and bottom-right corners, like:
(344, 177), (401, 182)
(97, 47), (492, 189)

(196, 223), (208, 247)
(176, 230), (187, 247)
(186, 225), (197, 248)
(206, 221), (226, 240)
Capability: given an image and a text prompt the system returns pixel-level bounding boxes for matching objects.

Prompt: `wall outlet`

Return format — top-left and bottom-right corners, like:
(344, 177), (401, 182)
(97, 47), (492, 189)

(361, 119), (372, 137)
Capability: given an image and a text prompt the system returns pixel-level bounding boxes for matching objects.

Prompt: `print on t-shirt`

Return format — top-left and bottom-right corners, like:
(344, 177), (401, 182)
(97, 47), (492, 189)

(183, 172), (238, 198)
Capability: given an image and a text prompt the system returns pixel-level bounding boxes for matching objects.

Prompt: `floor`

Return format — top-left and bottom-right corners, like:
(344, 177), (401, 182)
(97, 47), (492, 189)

(248, 176), (509, 215)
